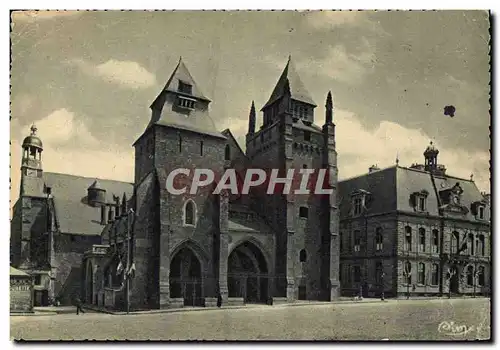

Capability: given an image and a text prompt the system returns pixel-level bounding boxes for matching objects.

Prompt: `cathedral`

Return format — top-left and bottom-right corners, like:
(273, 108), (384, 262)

(10, 56), (490, 310)
(10, 57), (340, 309)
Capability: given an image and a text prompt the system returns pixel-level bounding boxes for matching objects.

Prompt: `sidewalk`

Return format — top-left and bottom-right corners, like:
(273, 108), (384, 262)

(83, 297), (388, 316)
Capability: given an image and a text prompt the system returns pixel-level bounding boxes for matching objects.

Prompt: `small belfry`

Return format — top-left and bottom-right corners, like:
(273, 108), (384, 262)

(21, 123), (43, 179)
(424, 141), (439, 172)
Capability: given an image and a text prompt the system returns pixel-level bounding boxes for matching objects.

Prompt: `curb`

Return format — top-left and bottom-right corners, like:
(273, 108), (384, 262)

(83, 299), (390, 316)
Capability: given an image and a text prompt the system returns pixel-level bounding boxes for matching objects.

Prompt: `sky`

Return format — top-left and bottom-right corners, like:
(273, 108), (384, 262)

(9, 10), (491, 209)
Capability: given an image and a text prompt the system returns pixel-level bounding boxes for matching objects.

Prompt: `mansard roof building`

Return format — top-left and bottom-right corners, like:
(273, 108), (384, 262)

(338, 143), (491, 298)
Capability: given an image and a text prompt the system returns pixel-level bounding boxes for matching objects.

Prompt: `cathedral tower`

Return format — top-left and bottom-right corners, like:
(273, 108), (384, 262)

(246, 56), (339, 301)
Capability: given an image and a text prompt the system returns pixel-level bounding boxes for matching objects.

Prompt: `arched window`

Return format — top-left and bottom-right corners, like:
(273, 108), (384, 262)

(431, 264), (439, 285)
(432, 229), (439, 253)
(299, 249), (307, 262)
(478, 266), (485, 286)
(225, 144), (231, 160)
(405, 226), (412, 251)
(451, 231), (459, 254)
(375, 227), (383, 251)
(184, 200), (196, 226)
(419, 228), (426, 252)
(418, 263), (425, 284)
(466, 265), (474, 286)
(404, 261), (412, 284)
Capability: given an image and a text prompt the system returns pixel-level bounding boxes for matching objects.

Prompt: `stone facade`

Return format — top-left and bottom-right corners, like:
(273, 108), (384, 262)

(338, 149), (491, 298)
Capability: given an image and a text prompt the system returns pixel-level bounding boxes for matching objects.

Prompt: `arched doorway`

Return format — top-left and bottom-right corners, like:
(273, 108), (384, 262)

(84, 260), (94, 304)
(228, 241), (269, 304)
(170, 247), (204, 306)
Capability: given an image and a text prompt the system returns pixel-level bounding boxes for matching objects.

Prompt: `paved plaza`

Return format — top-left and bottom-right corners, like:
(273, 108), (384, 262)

(11, 298), (490, 341)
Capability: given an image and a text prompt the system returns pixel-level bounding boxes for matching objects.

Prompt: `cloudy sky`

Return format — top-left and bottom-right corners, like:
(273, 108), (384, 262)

(10, 10), (490, 208)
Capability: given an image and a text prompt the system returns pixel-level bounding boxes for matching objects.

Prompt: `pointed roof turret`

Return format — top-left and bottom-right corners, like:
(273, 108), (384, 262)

(262, 56), (316, 111)
(156, 57), (211, 104)
(325, 91), (333, 124)
(139, 57), (226, 141)
(88, 179), (103, 191)
(248, 101), (256, 135)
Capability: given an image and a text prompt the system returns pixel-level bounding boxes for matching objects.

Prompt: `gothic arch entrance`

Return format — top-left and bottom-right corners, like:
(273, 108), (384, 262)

(169, 247), (204, 307)
(228, 241), (269, 304)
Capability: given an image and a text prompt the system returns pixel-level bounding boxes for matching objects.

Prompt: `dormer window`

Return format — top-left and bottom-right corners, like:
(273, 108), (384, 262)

(351, 189), (370, 217)
(176, 96), (196, 110)
(418, 196), (426, 211)
(354, 198), (362, 215)
(411, 189), (429, 212)
(178, 80), (193, 95)
(471, 201), (487, 220)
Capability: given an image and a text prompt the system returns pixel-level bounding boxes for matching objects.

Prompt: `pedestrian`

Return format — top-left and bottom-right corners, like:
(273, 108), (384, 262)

(75, 295), (85, 315)
(217, 293), (222, 308)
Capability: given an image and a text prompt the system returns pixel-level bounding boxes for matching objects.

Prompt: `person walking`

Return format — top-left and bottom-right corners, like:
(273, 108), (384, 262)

(75, 295), (85, 315)
(217, 292), (222, 308)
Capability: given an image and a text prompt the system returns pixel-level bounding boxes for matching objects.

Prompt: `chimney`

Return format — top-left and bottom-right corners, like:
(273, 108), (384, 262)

(369, 164), (380, 173)
(100, 205), (108, 225)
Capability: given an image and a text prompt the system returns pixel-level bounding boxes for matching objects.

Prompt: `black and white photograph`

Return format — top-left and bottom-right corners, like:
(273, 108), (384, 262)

(7, 9), (492, 341)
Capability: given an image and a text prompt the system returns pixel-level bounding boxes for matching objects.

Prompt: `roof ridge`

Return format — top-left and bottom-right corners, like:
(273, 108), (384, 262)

(44, 172), (133, 185)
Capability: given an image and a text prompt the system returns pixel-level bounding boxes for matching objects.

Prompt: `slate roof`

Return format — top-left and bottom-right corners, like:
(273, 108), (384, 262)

(142, 58), (226, 141)
(10, 266), (30, 277)
(338, 165), (487, 222)
(262, 56), (317, 110)
(160, 58), (210, 102)
(21, 172), (133, 236)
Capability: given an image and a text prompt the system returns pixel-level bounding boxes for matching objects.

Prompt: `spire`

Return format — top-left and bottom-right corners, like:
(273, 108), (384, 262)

(261, 56), (316, 111)
(396, 152), (400, 166)
(325, 91), (333, 124)
(248, 101), (256, 135)
(121, 192), (128, 214)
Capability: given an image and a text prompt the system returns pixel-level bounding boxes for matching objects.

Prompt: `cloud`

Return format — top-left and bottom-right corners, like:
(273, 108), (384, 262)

(21, 108), (99, 148)
(10, 109), (134, 210)
(66, 58), (157, 89)
(12, 10), (82, 23)
(333, 108), (490, 192)
(296, 41), (376, 84)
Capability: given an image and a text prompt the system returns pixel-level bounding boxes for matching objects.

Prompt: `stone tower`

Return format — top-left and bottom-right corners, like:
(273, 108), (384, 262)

(132, 57), (227, 309)
(245, 56), (340, 301)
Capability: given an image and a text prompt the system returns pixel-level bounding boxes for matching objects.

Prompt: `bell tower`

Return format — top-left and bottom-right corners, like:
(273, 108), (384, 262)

(424, 141), (439, 173)
(21, 124), (43, 179)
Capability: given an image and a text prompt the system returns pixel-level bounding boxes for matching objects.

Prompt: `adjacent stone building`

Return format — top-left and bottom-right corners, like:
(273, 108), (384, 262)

(338, 144), (491, 298)
(12, 56), (340, 310)
(10, 124), (133, 306)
